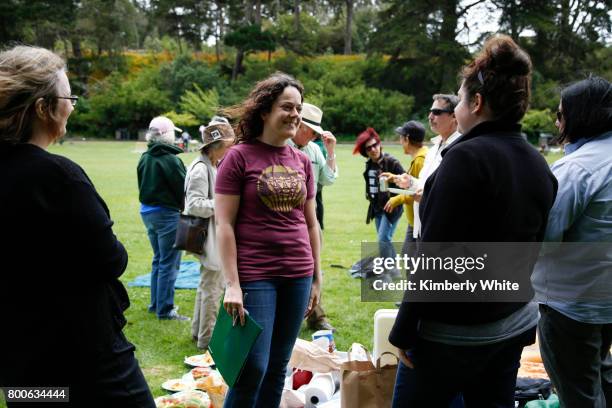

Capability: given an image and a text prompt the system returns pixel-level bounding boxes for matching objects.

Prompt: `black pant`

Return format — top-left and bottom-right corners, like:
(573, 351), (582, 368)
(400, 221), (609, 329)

(392, 328), (535, 407)
(315, 184), (324, 230)
(7, 333), (155, 408)
(538, 304), (612, 408)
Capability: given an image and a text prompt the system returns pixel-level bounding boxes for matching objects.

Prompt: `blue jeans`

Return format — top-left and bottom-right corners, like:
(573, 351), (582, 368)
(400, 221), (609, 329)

(141, 208), (181, 318)
(375, 212), (401, 261)
(224, 276), (312, 408)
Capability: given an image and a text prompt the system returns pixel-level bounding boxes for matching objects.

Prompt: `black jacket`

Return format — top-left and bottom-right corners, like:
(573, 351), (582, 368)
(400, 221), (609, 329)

(0, 143), (131, 391)
(363, 152), (405, 224)
(389, 121), (558, 349)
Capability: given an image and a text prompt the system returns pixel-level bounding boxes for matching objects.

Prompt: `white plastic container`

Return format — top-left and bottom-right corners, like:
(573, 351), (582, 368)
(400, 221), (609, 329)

(373, 309), (399, 366)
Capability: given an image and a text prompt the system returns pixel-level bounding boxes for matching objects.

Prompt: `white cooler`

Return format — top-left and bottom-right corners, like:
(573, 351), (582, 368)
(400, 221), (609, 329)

(373, 309), (399, 366)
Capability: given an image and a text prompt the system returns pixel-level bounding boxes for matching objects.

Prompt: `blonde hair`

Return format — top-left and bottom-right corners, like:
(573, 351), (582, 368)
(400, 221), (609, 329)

(0, 46), (66, 144)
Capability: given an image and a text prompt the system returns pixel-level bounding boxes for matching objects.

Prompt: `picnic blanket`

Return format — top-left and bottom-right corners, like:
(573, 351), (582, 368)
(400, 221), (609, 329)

(128, 261), (200, 289)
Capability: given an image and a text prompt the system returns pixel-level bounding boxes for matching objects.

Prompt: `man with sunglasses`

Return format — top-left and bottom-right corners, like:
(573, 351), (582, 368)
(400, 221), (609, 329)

(410, 94), (462, 240)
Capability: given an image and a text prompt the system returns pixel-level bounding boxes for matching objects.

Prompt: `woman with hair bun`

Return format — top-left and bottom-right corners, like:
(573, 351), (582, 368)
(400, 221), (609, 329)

(0, 46), (154, 406)
(389, 35), (558, 407)
(215, 73), (321, 407)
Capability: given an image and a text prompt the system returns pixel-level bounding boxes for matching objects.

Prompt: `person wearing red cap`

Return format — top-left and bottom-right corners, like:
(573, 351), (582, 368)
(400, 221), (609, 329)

(353, 128), (404, 278)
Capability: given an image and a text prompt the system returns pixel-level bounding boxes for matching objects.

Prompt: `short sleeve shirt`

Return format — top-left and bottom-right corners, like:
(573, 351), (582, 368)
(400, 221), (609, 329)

(216, 139), (315, 281)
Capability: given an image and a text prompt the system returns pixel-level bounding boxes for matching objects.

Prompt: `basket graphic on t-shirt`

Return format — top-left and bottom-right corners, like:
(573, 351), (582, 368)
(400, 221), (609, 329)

(256, 164), (306, 212)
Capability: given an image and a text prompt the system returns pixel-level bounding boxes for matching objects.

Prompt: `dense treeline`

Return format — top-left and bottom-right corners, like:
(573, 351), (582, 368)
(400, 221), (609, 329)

(2, 0), (610, 139)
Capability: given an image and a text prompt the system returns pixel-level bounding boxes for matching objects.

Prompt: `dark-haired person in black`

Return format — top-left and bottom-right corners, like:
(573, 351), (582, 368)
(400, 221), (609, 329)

(0, 46), (154, 407)
(353, 128), (404, 277)
(389, 35), (558, 407)
(532, 76), (612, 408)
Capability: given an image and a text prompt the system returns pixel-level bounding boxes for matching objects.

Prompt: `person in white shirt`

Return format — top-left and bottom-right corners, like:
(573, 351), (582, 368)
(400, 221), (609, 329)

(396, 94), (461, 239)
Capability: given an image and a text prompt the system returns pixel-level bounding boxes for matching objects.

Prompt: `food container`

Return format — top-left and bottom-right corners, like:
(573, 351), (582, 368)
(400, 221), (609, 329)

(312, 329), (336, 352)
(379, 176), (389, 192)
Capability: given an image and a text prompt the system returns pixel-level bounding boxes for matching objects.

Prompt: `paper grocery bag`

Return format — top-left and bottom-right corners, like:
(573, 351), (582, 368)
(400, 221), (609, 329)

(289, 338), (344, 373)
(340, 345), (398, 408)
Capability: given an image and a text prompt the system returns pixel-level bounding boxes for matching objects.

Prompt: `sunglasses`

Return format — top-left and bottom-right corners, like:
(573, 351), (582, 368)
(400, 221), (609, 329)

(430, 108), (453, 116)
(55, 95), (79, 107)
(556, 110), (563, 121)
(365, 142), (380, 151)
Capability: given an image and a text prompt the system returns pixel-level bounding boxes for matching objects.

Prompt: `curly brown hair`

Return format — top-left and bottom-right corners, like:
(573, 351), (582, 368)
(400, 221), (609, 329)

(0, 46), (66, 145)
(461, 34), (532, 123)
(223, 72), (304, 143)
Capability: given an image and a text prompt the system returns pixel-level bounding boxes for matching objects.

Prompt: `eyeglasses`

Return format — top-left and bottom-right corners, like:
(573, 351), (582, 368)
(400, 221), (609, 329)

(55, 95), (79, 107)
(430, 108), (453, 116)
(365, 142), (380, 151)
(556, 110), (563, 121)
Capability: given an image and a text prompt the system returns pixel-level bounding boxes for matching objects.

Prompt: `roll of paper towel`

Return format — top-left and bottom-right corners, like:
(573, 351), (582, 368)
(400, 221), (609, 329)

(304, 373), (337, 408)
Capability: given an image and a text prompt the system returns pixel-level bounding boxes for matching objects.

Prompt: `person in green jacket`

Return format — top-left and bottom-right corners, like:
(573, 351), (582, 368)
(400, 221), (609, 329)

(137, 116), (189, 320)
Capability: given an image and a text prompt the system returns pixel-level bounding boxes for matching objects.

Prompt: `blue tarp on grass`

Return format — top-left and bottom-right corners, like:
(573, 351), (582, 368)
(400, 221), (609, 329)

(128, 261), (200, 289)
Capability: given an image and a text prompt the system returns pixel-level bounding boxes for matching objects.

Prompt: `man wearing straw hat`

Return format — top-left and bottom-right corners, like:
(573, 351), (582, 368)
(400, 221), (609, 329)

(288, 102), (338, 332)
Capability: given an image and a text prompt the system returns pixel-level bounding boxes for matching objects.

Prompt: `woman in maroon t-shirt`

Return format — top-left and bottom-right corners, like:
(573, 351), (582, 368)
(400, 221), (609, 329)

(216, 73), (322, 407)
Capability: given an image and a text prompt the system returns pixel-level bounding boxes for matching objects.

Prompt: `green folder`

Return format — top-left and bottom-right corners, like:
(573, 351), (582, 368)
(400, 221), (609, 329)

(208, 304), (263, 388)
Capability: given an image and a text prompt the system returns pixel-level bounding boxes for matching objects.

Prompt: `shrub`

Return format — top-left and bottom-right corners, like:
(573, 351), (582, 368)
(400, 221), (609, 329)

(522, 109), (557, 143)
(321, 85), (414, 136)
(179, 85), (220, 123)
(69, 68), (172, 137)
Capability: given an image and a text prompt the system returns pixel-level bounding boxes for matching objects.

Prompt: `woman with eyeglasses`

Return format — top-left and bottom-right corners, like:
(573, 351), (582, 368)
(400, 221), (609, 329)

(389, 35), (557, 407)
(353, 128), (404, 276)
(532, 76), (612, 408)
(0, 46), (155, 406)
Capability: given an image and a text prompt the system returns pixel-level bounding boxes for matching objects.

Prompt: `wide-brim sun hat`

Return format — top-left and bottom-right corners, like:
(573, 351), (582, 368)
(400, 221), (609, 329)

(301, 102), (325, 135)
(200, 116), (235, 148)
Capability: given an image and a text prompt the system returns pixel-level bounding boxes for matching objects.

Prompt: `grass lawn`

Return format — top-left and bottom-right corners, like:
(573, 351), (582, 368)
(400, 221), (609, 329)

(0, 140), (562, 405)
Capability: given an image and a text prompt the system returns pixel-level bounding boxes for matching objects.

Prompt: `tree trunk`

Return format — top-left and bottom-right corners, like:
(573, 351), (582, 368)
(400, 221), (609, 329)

(437, 0), (460, 92)
(71, 36), (82, 58)
(558, 0), (571, 56)
(294, 0), (300, 32)
(215, 0), (224, 63)
(232, 49), (244, 81)
(255, 0), (261, 25)
(344, 0), (354, 54)
(245, 0), (253, 24)
(63, 39), (70, 57)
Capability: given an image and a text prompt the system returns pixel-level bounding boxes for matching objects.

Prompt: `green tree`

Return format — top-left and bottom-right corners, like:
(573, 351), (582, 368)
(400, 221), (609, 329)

(370, 0), (482, 109)
(272, 13), (321, 55)
(76, 0), (141, 55)
(225, 24), (276, 80)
